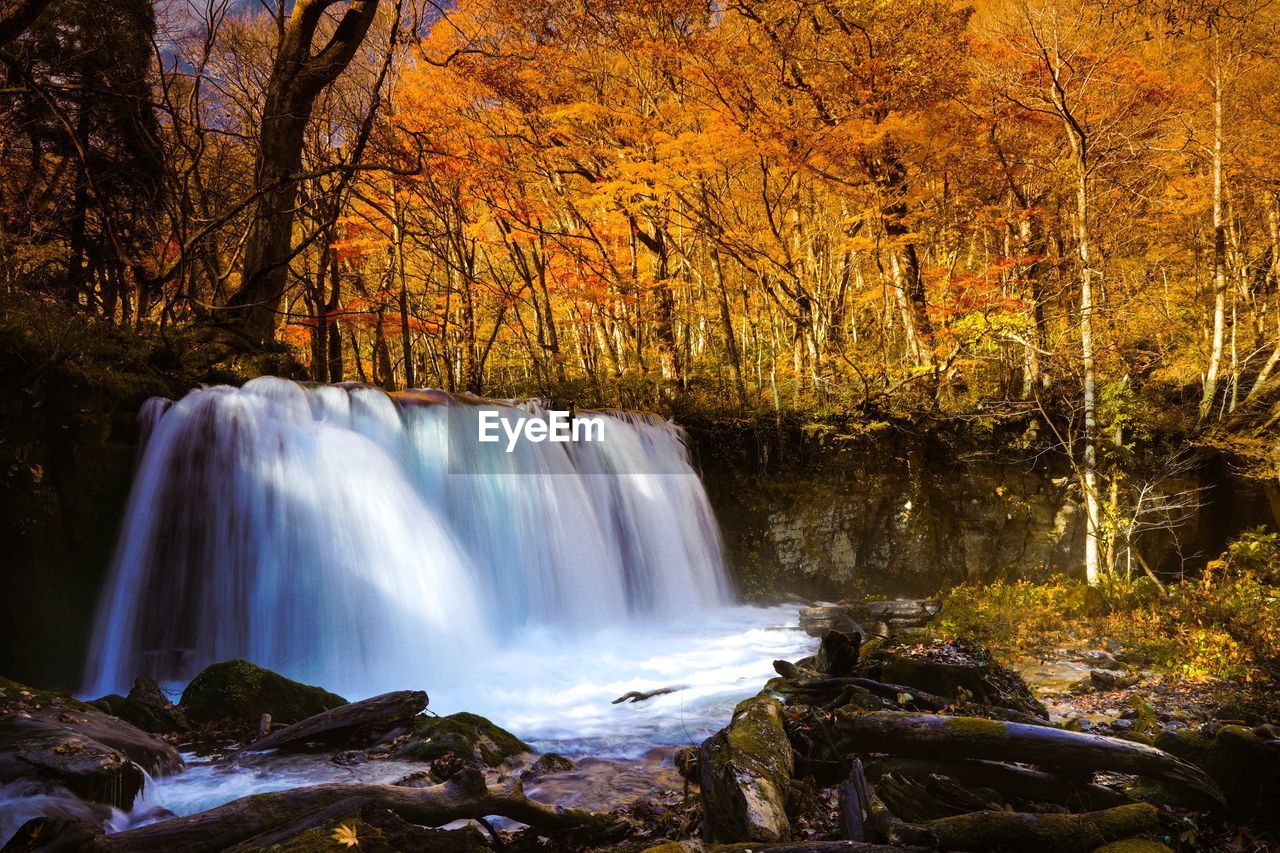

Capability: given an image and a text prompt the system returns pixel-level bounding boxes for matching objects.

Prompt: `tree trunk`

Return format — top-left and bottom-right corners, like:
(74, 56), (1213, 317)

(1202, 29), (1227, 420)
(711, 246), (748, 408)
(222, 0), (379, 348)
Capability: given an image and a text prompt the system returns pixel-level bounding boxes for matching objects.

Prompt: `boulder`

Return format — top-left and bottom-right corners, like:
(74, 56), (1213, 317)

(243, 690), (427, 752)
(91, 676), (189, 735)
(179, 660), (346, 727)
(392, 712), (530, 766)
(1089, 669), (1141, 691)
(520, 752), (574, 781)
(0, 704), (181, 809)
(699, 695), (794, 843)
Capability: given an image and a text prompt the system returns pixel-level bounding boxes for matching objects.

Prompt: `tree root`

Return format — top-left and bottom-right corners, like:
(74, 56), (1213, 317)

(71, 767), (618, 852)
(833, 710), (1225, 808)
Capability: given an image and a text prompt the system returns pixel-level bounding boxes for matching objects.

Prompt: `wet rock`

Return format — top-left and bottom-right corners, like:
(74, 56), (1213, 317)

(520, 752), (573, 781)
(1090, 669), (1141, 690)
(331, 750), (366, 766)
(699, 695), (793, 843)
(0, 704), (181, 810)
(1, 816), (108, 852)
(1154, 724), (1280, 828)
(392, 712), (530, 766)
(179, 660), (346, 727)
(90, 676), (189, 735)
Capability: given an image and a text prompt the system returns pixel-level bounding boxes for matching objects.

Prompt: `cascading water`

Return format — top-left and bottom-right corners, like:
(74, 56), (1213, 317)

(83, 376), (735, 700)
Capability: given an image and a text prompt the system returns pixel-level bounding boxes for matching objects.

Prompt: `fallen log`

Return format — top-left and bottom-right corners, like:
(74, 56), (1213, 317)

(866, 599), (941, 626)
(73, 767), (615, 852)
(700, 695), (794, 843)
(865, 756), (1132, 811)
(920, 802), (1162, 852)
(241, 690), (428, 752)
(832, 710), (1225, 808)
(704, 843), (927, 852)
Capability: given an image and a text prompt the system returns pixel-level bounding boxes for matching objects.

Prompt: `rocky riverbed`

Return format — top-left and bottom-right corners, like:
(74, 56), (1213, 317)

(2, 601), (1278, 851)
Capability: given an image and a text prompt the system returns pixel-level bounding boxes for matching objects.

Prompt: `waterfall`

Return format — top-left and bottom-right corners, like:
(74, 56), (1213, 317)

(83, 377), (732, 699)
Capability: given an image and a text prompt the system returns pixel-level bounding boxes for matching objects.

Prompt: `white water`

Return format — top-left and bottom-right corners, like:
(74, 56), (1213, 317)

(84, 377), (734, 698)
(68, 377), (820, 826)
(140, 605), (813, 818)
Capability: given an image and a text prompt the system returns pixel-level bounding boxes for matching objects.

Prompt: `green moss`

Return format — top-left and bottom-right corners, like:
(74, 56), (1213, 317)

(179, 660), (346, 726)
(1093, 840), (1173, 853)
(394, 712), (530, 766)
(0, 675), (94, 714)
(942, 716), (1010, 738)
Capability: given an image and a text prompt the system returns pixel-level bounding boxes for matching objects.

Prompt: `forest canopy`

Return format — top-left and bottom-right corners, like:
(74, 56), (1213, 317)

(4, 0), (1280, 465)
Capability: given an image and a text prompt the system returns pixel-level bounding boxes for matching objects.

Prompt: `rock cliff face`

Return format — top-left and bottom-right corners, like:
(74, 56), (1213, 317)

(690, 422), (1278, 601)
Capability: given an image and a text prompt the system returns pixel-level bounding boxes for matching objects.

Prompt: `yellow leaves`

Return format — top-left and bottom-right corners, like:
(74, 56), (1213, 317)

(330, 822), (360, 848)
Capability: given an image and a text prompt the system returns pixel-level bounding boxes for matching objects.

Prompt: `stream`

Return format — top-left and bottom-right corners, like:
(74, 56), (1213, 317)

(134, 605), (815, 821)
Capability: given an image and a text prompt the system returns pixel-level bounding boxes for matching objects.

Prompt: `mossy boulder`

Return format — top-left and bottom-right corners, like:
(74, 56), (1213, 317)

(1153, 724), (1280, 828)
(392, 712), (530, 766)
(179, 660), (346, 727)
(699, 695), (794, 843)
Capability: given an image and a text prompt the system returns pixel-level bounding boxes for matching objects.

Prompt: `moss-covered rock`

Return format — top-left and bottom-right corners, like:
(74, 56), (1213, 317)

(699, 695), (794, 843)
(179, 660), (346, 727)
(0, 675), (94, 715)
(392, 712), (530, 766)
(1153, 724), (1280, 828)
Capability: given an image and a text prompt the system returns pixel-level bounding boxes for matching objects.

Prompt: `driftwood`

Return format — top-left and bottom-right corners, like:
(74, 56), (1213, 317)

(919, 803), (1162, 852)
(868, 788), (1159, 852)
(866, 599), (941, 626)
(611, 686), (683, 704)
(832, 710), (1225, 808)
(874, 771), (1001, 823)
(865, 756), (1132, 811)
(242, 690), (428, 752)
(84, 767), (614, 852)
(837, 759), (871, 842)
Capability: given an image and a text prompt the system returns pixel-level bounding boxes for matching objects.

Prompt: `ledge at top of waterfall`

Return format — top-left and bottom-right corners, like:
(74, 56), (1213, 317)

(83, 376), (733, 700)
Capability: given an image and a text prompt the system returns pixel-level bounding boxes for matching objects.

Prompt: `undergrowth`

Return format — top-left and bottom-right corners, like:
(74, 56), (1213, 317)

(934, 529), (1280, 684)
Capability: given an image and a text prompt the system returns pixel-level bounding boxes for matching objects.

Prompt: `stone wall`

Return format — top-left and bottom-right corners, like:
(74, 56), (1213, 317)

(690, 421), (1278, 601)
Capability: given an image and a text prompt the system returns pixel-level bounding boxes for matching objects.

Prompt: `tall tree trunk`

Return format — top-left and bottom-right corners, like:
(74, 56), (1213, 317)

(222, 0), (379, 348)
(710, 246), (748, 408)
(1201, 29), (1227, 421)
